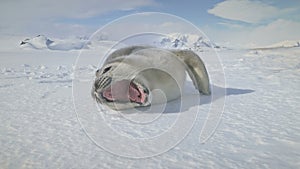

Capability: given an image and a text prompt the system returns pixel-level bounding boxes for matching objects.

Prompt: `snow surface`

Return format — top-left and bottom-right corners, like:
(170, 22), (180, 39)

(1, 36), (300, 168)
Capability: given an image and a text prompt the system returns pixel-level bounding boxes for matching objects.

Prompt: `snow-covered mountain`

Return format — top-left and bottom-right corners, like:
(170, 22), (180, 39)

(20, 35), (54, 50)
(252, 40), (300, 50)
(265, 40), (300, 48)
(20, 35), (89, 51)
(155, 33), (220, 50)
(20, 34), (222, 51)
(19, 34), (300, 52)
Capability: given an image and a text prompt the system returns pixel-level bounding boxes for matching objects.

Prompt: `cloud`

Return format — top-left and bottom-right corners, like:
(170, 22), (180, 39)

(1, 0), (156, 19)
(205, 0), (300, 47)
(90, 18), (202, 41)
(249, 19), (300, 45)
(217, 22), (244, 29)
(0, 0), (156, 36)
(208, 0), (280, 23)
(204, 19), (300, 47)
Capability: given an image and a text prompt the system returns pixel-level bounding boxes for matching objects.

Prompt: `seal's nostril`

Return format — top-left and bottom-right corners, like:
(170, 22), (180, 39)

(102, 66), (112, 74)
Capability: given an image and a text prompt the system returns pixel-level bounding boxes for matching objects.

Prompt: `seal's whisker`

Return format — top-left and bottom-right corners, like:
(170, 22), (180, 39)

(99, 76), (112, 89)
(98, 77), (106, 86)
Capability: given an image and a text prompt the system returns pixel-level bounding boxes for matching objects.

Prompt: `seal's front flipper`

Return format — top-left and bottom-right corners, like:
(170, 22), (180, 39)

(171, 50), (211, 95)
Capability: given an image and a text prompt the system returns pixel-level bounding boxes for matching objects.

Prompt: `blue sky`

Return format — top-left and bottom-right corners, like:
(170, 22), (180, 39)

(1, 0), (300, 47)
(60, 0), (225, 26)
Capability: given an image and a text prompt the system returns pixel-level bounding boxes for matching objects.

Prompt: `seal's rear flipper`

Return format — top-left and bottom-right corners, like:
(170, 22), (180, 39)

(171, 50), (211, 95)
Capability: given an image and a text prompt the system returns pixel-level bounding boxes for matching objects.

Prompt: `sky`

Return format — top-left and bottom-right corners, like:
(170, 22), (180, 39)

(1, 0), (300, 47)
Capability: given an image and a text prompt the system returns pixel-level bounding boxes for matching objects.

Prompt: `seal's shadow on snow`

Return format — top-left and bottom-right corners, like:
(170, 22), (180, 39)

(148, 81), (255, 114)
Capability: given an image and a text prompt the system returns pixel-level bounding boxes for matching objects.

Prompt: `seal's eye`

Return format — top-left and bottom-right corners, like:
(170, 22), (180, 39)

(95, 69), (101, 77)
(103, 66), (112, 74)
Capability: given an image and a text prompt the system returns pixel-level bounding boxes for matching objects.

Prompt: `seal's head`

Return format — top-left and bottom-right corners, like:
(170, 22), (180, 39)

(92, 61), (151, 110)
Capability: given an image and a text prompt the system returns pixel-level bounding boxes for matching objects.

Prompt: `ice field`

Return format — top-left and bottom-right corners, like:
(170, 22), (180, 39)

(0, 35), (299, 168)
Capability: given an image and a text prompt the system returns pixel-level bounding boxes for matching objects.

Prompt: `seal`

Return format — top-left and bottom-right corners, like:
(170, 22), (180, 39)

(92, 46), (210, 110)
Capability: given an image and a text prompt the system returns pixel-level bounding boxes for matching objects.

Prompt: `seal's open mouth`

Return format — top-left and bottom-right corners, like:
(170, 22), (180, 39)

(102, 80), (146, 104)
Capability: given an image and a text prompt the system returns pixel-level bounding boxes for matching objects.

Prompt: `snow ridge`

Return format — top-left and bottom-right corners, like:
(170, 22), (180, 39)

(264, 40), (300, 49)
(20, 35), (89, 51)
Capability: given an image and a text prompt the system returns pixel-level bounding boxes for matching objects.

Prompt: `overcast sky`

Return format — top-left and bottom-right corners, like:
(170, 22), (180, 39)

(1, 0), (300, 47)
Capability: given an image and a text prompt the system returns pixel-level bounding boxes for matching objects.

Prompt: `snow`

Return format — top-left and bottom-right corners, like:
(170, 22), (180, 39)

(0, 35), (300, 168)
(20, 35), (89, 51)
(258, 40), (300, 49)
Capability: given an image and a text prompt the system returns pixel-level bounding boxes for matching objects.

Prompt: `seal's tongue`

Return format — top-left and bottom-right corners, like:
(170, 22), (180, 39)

(102, 80), (145, 103)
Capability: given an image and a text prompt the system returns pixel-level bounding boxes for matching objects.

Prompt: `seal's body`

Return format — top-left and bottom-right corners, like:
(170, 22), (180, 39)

(92, 46), (210, 110)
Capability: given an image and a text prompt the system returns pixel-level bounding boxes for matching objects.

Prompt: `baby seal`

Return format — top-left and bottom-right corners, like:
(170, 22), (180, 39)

(92, 46), (210, 110)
